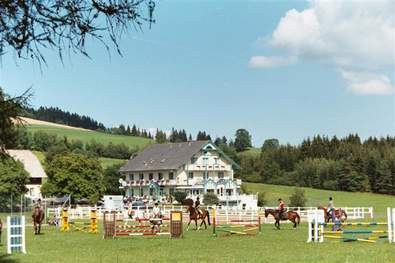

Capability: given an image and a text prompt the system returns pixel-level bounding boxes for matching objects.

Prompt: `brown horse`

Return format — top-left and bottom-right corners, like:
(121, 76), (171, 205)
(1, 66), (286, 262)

(186, 205), (211, 231)
(264, 208), (300, 229)
(32, 207), (45, 235)
(318, 206), (347, 223)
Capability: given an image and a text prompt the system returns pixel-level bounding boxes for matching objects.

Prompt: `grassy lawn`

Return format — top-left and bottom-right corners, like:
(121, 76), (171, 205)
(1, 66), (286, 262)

(26, 124), (153, 149)
(0, 221), (394, 263)
(32, 151), (126, 169)
(243, 183), (395, 218)
(1, 183), (394, 262)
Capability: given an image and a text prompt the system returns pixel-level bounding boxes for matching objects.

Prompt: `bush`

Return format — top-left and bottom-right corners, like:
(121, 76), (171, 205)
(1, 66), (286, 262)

(203, 193), (219, 205)
(240, 184), (249, 194)
(173, 191), (187, 204)
(257, 192), (266, 207)
(289, 188), (307, 207)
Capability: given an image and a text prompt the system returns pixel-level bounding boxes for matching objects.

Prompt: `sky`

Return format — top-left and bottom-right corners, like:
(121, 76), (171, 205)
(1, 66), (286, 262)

(1, 0), (394, 146)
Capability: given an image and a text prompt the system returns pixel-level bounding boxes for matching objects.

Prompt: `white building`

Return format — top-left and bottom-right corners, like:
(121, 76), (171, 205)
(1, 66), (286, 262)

(119, 141), (257, 209)
(8, 150), (47, 200)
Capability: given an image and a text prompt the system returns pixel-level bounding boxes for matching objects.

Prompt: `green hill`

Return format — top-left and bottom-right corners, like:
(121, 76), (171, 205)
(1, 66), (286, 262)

(243, 182), (395, 217)
(27, 124), (154, 149)
(33, 151), (126, 169)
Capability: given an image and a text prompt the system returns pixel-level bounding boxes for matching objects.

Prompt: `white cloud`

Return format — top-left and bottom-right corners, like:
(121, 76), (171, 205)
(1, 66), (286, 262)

(252, 0), (395, 95)
(249, 56), (296, 69)
(340, 70), (394, 95)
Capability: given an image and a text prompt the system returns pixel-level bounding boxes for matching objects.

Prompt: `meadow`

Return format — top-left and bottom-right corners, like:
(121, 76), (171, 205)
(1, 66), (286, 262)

(26, 124), (153, 149)
(32, 151), (126, 169)
(1, 183), (394, 263)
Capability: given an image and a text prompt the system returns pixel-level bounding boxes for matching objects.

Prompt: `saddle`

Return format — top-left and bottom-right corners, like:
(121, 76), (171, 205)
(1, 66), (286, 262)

(278, 211), (287, 220)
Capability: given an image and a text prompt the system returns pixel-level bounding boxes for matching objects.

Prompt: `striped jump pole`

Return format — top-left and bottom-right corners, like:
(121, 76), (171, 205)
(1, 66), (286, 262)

(388, 208), (395, 243)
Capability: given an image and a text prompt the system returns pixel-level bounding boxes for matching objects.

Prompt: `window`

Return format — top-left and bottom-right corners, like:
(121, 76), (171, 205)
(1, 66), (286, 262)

(169, 188), (175, 196)
(140, 188), (144, 196)
(149, 173), (153, 180)
(203, 157), (208, 166)
(218, 171), (224, 179)
(188, 172), (194, 179)
(169, 172), (174, 180)
(158, 173), (163, 180)
(130, 189), (134, 196)
(130, 173), (134, 180)
(214, 157), (218, 164)
(150, 188), (154, 196)
(139, 173), (144, 180)
(159, 188), (164, 196)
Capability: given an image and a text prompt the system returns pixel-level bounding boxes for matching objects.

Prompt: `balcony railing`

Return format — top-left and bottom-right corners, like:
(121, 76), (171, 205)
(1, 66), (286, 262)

(121, 179), (178, 188)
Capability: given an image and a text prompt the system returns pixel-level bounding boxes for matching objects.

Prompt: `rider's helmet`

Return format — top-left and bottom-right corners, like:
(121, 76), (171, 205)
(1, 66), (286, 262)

(278, 198), (282, 202)
(329, 197), (333, 200)
(196, 197), (200, 200)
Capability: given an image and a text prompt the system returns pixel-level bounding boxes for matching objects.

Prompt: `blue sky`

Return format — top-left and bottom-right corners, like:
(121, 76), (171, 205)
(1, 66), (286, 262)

(1, 0), (394, 146)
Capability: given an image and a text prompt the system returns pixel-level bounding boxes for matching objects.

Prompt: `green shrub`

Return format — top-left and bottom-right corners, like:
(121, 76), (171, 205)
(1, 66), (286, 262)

(257, 192), (266, 207)
(173, 191), (187, 204)
(289, 188), (307, 207)
(203, 193), (219, 205)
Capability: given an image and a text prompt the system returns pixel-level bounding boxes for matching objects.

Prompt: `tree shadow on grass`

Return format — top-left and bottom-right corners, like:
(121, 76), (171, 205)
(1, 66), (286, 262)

(0, 254), (22, 263)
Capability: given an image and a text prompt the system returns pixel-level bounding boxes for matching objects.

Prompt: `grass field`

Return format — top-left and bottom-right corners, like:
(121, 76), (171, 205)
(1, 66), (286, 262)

(0, 218), (394, 263)
(32, 151), (126, 169)
(26, 124), (153, 149)
(1, 183), (394, 263)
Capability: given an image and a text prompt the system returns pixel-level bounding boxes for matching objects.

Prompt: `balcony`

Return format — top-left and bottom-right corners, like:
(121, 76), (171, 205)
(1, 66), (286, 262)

(120, 179), (178, 188)
(188, 164), (231, 171)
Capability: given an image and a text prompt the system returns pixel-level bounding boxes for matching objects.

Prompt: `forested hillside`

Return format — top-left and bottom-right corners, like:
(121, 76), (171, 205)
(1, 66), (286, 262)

(237, 135), (395, 195)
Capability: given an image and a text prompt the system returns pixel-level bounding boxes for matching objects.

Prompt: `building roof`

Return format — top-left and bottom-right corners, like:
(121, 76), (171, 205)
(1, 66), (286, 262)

(7, 150), (47, 178)
(120, 141), (209, 172)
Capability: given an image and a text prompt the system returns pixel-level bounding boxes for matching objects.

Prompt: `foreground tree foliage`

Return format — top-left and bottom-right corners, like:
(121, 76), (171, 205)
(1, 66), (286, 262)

(0, 88), (30, 156)
(41, 153), (105, 203)
(0, 0), (156, 64)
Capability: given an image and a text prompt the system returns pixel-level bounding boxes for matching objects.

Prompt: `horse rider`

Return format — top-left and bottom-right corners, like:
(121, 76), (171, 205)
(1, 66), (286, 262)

(195, 197), (202, 216)
(327, 197), (334, 221)
(152, 202), (161, 218)
(278, 198), (286, 220)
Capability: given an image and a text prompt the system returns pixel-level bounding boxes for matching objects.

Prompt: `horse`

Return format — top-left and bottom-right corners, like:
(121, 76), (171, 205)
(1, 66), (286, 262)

(32, 207), (45, 235)
(0, 218), (2, 244)
(318, 206), (347, 223)
(264, 208), (300, 230)
(186, 205), (211, 231)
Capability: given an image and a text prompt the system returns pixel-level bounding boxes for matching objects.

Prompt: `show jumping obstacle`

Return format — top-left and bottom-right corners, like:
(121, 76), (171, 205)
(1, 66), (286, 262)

(7, 216), (26, 254)
(103, 211), (183, 239)
(307, 208), (395, 243)
(212, 209), (262, 237)
(61, 207), (98, 233)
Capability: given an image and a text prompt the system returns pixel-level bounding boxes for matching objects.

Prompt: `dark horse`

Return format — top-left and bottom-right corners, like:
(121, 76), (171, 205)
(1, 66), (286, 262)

(0, 218), (2, 244)
(318, 206), (348, 223)
(182, 198), (210, 230)
(265, 208), (300, 230)
(32, 207), (45, 235)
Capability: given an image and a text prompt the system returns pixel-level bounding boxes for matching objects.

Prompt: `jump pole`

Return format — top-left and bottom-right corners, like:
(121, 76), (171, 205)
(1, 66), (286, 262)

(388, 207), (395, 243)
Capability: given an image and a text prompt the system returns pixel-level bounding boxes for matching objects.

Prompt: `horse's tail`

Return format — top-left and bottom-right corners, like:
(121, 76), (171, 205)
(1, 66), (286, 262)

(296, 213), (300, 225)
(206, 211), (211, 225)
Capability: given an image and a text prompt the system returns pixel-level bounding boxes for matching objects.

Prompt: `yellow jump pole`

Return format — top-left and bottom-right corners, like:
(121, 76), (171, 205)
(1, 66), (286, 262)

(61, 207), (69, 232)
(89, 208), (98, 234)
